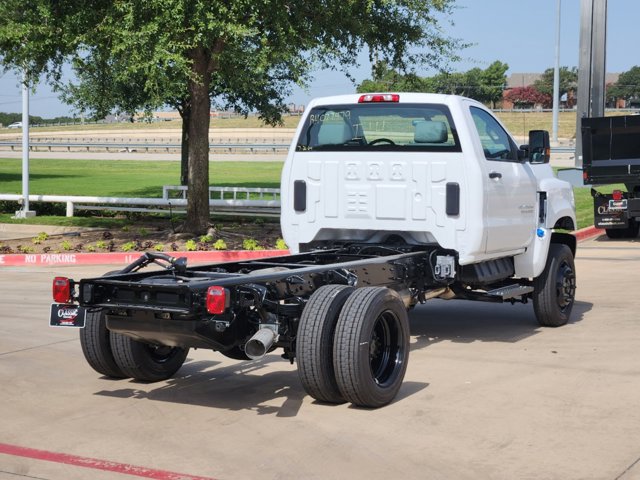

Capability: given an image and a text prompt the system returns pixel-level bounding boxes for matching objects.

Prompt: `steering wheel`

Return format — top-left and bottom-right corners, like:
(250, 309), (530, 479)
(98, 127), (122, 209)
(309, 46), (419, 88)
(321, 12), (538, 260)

(369, 138), (396, 146)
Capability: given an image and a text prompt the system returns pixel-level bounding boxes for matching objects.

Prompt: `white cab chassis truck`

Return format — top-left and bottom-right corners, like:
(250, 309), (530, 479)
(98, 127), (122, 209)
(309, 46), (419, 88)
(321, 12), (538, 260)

(51, 93), (577, 408)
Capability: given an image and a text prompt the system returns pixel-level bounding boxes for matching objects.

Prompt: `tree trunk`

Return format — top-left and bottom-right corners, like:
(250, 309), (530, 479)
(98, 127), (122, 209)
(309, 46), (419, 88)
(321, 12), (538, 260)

(184, 48), (212, 234)
(180, 103), (190, 186)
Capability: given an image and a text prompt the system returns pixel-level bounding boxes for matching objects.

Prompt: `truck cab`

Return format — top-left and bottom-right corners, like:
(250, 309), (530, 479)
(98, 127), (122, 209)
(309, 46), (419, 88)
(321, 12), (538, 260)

(281, 93), (576, 277)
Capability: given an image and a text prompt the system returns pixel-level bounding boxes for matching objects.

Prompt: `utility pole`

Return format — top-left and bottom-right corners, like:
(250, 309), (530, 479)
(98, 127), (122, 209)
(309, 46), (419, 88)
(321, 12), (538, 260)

(576, 0), (608, 167)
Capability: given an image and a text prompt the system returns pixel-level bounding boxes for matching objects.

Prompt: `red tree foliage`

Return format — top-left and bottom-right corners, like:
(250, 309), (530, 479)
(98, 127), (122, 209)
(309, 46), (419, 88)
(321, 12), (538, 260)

(504, 86), (552, 108)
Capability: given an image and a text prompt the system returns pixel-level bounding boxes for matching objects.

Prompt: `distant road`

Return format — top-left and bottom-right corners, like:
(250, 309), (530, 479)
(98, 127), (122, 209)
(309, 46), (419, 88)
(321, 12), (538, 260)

(0, 150), (286, 162)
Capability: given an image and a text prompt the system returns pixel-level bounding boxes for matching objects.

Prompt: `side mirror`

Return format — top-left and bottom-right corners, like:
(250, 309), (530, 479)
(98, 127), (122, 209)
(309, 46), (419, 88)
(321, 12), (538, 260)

(528, 130), (550, 164)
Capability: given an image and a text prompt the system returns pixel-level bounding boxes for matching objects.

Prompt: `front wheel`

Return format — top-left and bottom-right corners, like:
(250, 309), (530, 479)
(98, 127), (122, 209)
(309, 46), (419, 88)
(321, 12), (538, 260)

(109, 334), (189, 382)
(333, 287), (410, 408)
(533, 244), (576, 327)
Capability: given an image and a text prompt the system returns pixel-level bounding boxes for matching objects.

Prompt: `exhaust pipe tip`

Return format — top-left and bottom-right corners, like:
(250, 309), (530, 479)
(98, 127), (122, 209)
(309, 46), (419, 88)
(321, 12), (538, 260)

(245, 328), (278, 360)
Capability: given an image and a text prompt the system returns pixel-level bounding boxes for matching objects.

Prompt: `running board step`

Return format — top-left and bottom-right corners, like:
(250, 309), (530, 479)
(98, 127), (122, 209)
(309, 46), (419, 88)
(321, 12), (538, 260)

(487, 285), (534, 300)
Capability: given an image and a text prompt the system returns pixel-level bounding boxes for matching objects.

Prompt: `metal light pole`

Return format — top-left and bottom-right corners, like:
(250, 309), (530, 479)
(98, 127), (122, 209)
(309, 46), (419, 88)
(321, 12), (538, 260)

(552, 0), (562, 144)
(14, 69), (36, 218)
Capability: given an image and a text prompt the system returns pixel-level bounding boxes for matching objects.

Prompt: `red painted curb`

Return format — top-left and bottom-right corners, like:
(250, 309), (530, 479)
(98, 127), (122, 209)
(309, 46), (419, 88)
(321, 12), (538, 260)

(0, 226), (604, 267)
(0, 249), (289, 267)
(0, 442), (216, 480)
(574, 225), (604, 242)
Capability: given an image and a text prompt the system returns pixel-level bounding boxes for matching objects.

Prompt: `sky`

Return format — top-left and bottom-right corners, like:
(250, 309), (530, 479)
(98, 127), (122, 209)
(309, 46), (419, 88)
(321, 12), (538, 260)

(0, 0), (635, 118)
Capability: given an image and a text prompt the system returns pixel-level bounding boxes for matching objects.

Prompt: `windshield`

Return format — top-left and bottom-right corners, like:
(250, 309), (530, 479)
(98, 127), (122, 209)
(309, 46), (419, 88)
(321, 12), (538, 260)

(296, 103), (461, 152)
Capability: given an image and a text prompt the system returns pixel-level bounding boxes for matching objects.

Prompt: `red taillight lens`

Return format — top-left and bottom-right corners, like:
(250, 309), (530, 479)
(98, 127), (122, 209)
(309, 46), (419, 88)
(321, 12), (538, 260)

(612, 190), (623, 201)
(206, 286), (227, 314)
(53, 277), (72, 303)
(358, 94), (400, 103)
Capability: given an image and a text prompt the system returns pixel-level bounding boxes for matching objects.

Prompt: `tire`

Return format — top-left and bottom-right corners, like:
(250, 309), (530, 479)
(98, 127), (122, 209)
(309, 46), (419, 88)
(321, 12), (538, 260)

(533, 244), (576, 327)
(296, 285), (355, 404)
(79, 309), (128, 378)
(606, 219), (639, 239)
(109, 334), (189, 382)
(333, 287), (410, 408)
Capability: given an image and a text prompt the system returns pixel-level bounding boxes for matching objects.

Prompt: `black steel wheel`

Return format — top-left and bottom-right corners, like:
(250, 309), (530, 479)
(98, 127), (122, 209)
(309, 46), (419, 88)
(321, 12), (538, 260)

(333, 287), (409, 408)
(109, 334), (189, 382)
(79, 309), (128, 378)
(533, 244), (576, 327)
(296, 284), (355, 404)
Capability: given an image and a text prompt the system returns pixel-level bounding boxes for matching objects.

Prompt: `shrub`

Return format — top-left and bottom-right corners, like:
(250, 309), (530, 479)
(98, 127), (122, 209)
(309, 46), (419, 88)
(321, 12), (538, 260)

(96, 240), (108, 250)
(154, 244), (165, 252)
(242, 238), (261, 250)
(185, 239), (197, 251)
(213, 239), (227, 250)
(275, 238), (288, 250)
(61, 240), (72, 251)
(199, 234), (214, 243)
(121, 242), (136, 252)
(32, 232), (49, 244)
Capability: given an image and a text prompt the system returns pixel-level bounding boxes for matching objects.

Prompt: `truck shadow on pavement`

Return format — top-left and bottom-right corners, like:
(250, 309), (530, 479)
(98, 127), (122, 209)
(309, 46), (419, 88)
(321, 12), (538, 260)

(95, 356), (306, 416)
(94, 356), (429, 415)
(409, 299), (592, 351)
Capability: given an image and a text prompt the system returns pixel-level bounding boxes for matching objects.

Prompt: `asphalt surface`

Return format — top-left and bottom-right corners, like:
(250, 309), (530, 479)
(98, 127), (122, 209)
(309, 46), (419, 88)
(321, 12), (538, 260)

(1, 233), (640, 480)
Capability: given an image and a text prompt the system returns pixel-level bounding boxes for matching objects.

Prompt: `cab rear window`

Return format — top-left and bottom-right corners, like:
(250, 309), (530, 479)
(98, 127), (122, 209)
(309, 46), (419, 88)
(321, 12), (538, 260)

(296, 103), (461, 152)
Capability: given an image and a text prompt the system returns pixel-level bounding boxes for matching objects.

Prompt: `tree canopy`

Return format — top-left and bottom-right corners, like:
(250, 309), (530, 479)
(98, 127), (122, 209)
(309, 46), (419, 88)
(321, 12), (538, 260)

(533, 66), (578, 99)
(607, 66), (640, 102)
(0, 0), (464, 233)
(503, 86), (551, 109)
(357, 60), (508, 107)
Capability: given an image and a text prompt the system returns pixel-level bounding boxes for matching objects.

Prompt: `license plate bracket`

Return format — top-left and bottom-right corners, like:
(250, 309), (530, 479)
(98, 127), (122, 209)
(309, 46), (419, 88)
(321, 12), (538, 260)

(49, 303), (86, 328)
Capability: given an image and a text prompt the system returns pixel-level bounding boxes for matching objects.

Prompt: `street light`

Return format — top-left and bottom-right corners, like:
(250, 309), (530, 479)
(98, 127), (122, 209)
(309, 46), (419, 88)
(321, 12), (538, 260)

(13, 69), (36, 219)
(552, 0), (561, 144)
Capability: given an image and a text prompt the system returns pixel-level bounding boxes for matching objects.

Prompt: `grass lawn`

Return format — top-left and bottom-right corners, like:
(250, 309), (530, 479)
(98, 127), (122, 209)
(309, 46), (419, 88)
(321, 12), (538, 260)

(1, 157), (597, 229)
(0, 158), (283, 197)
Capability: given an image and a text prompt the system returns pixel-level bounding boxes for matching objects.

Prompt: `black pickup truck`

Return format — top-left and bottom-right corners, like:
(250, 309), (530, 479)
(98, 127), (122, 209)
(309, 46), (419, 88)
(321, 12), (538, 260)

(582, 115), (640, 238)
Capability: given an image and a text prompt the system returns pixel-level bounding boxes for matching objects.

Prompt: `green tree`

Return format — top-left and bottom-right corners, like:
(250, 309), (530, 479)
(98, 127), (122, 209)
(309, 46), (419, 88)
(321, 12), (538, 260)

(0, 0), (463, 233)
(357, 60), (508, 107)
(533, 66), (578, 99)
(479, 60), (509, 107)
(608, 66), (640, 102)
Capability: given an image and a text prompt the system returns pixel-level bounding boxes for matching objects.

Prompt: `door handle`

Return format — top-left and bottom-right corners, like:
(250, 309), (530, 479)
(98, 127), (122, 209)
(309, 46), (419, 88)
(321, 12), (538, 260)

(489, 171), (502, 179)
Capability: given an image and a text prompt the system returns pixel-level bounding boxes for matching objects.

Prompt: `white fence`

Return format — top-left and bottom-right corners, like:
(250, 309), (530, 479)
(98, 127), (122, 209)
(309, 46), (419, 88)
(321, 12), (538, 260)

(1, 186), (282, 217)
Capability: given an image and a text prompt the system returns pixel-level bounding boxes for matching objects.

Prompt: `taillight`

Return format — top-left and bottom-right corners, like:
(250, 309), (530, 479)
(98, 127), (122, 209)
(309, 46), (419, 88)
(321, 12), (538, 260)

(206, 286), (227, 314)
(358, 94), (400, 103)
(612, 190), (623, 201)
(53, 277), (72, 303)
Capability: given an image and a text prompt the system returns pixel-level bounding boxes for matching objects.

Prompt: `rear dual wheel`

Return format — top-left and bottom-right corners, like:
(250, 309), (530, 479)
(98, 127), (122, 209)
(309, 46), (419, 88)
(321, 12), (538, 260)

(297, 285), (410, 408)
(79, 308), (188, 382)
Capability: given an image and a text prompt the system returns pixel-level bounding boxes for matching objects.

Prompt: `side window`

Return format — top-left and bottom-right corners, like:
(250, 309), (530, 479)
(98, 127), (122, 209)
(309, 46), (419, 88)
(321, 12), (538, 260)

(470, 107), (517, 161)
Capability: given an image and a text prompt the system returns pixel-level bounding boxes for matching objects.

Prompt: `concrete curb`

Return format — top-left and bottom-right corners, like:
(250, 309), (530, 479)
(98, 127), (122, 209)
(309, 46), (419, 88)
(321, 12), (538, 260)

(0, 249), (289, 267)
(0, 227), (604, 268)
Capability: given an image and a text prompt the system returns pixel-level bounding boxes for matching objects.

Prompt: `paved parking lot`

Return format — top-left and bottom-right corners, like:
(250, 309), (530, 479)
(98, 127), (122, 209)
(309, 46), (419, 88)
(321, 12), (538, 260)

(1, 234), (640, 480)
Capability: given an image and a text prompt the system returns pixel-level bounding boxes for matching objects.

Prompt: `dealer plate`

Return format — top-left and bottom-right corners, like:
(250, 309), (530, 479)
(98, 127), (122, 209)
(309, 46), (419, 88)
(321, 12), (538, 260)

(609, 199), (628, 211)
(49, 303), (86, 328)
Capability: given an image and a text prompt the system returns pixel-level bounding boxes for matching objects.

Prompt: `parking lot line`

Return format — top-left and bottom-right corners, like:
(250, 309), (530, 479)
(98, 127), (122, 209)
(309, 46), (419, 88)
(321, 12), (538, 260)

(0, 442), (217, 480)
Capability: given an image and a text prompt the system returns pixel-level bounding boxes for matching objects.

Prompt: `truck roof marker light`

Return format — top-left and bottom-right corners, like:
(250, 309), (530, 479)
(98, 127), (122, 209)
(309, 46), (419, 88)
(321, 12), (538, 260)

(53, 277), (72, 303)
(612, 190), (623, 201)
(358, 94), (400, 103)
(206, 286), (227, 315)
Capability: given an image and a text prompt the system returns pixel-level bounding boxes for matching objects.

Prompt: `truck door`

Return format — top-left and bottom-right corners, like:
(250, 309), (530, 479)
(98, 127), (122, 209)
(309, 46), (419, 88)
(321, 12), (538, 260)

(469, 107), (537, 253)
